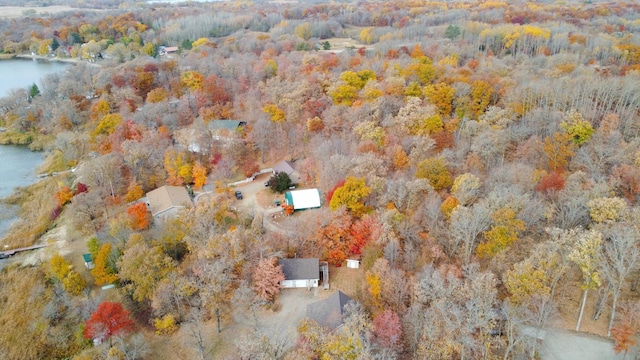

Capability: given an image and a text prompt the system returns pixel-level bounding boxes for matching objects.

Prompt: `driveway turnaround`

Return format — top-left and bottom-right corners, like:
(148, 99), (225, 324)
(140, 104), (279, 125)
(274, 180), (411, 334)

(539, 328), (632, 360)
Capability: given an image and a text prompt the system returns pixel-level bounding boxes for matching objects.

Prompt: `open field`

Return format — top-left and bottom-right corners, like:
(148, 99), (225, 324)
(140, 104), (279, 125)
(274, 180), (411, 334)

(0, 6), (86, 18)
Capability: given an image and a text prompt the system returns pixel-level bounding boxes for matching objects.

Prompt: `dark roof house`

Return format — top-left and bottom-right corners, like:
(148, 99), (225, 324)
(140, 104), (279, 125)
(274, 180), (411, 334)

(307, 290), (353, 330)
(279, 258), (320, 288)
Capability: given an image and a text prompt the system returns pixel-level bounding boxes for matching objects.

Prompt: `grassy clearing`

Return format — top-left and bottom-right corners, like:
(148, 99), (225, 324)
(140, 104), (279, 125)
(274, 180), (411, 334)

(1, 176), (59, 248)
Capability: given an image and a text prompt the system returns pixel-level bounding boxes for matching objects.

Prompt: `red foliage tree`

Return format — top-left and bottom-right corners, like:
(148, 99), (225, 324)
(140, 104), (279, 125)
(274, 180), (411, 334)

(326, 179), (346, 204)
(610, 164), (640, 204)
(611, 322), (637, 354)
(535, 171), (566, 195)
(348, 216), (380, 255)
(373, 309), (402, 349)
(127, 202), (150, 230)
(75, 182), (88, 195)
(84, 302), (135, 345)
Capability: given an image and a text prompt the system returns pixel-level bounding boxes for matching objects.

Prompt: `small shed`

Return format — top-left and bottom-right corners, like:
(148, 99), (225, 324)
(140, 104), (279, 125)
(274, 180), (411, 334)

(284, 189), (321, 210)
(346, 259), (360, 269)
(83, 253), (94, 269)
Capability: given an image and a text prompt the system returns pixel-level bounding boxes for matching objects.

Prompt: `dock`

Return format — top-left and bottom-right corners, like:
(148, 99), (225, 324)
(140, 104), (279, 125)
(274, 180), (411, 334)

(0, 244), (47, 259)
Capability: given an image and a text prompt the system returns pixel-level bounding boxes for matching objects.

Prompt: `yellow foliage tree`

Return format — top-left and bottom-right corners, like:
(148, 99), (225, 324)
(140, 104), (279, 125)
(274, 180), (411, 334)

(477, 208), (525, 258)
(560, 110), (594, 145)
(91, 114), (122, 139)
(154, 314), (178, 335)
(424, 82), (455, 117)
(90, 99), (111, 122)
(470, 80), (493, 118)
(181, 70), (204, 91)
(263, 104), (286, 123)
(329, 176), (372, 217)
(416, 157), (452, 190)
(359, 28), (374, 44)
(91, 243), (118, 285)
(402, 57), (436, 85)
(146, 87), (169, 103)
(330, 84), (358, 106)
(294, 22), (312, 40)
(123, 182), (144, 203)
(191, 37), (209, 49)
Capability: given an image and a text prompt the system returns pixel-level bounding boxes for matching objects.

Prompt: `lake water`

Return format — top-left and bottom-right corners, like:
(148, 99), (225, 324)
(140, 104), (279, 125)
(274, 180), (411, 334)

(0, 58), (70, 238)
(0, 58), (70, 96)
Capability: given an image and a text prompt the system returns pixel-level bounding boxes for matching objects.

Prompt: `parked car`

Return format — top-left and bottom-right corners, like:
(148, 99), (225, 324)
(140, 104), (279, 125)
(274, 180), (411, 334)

(264, 181), (270, 187)
(235, 190), (243, 200)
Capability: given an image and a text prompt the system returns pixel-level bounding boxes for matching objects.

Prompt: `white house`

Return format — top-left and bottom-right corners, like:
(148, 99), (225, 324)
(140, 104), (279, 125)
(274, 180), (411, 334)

(279, 258), (320, 289)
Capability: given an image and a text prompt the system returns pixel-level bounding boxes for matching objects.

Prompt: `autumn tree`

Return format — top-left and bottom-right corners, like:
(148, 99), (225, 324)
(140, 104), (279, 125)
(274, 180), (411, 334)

(610, 300), (640, 355)
(372, 310), (402, 350)
(416, 157), (452, 191)
(84, 302), (135, 346)
(48, 253), (86, 296)
(424, 82), (456, 117)
(451, 173), (482, 205)
(542, 132), (575, 171)
(127, 202), (150, 230)
(252, 257), (285, 303)
(91, 243), (118, 286)
(587, 197), (628, 224)
(560, 110), (594, 145)
(192, 162), (208, 190)
(567, 228), (603, 332)
(476, 208), (525, 258)
(329, 176), (371, 217)
(117, 235), (177, 302)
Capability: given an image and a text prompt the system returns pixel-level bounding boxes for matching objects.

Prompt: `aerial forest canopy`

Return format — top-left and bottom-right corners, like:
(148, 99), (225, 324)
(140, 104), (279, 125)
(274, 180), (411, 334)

(0, 0), (640, 359)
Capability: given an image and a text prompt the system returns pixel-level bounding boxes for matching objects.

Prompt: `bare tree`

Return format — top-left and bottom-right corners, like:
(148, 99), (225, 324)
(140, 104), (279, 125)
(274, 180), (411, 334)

(597, 223), (640, 337)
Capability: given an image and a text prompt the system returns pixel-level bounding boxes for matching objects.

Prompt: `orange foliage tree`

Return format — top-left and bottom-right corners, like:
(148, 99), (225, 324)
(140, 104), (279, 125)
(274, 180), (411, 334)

(127, 202), (150, 231)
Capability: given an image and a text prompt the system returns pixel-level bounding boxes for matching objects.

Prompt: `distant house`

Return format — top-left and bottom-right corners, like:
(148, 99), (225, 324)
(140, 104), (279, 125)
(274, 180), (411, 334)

(208, 120), (247, 141)
(146, 185), (192, 222)
(279, 258), (319, 289)
(209, 120), (247, 131)
(307, 290), (353, 330)
(159, 46), (178, 56)
(272, 159), (301, 183)
(83, 253), (94, 270)
(284, 189), (321, 211)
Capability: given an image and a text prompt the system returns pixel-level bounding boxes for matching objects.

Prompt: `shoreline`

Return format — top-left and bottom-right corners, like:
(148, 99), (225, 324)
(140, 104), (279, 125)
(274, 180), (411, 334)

(14, 54), (86, 65)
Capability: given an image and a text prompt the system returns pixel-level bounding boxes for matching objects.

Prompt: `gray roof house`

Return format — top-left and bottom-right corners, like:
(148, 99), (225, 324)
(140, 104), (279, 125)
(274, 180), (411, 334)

(278, 258), (319, 289)
(146, 185), (192, 222)
(272, 159), (301, 183)
(208, 120), (247, 132)
(307, 290), (353, 330)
